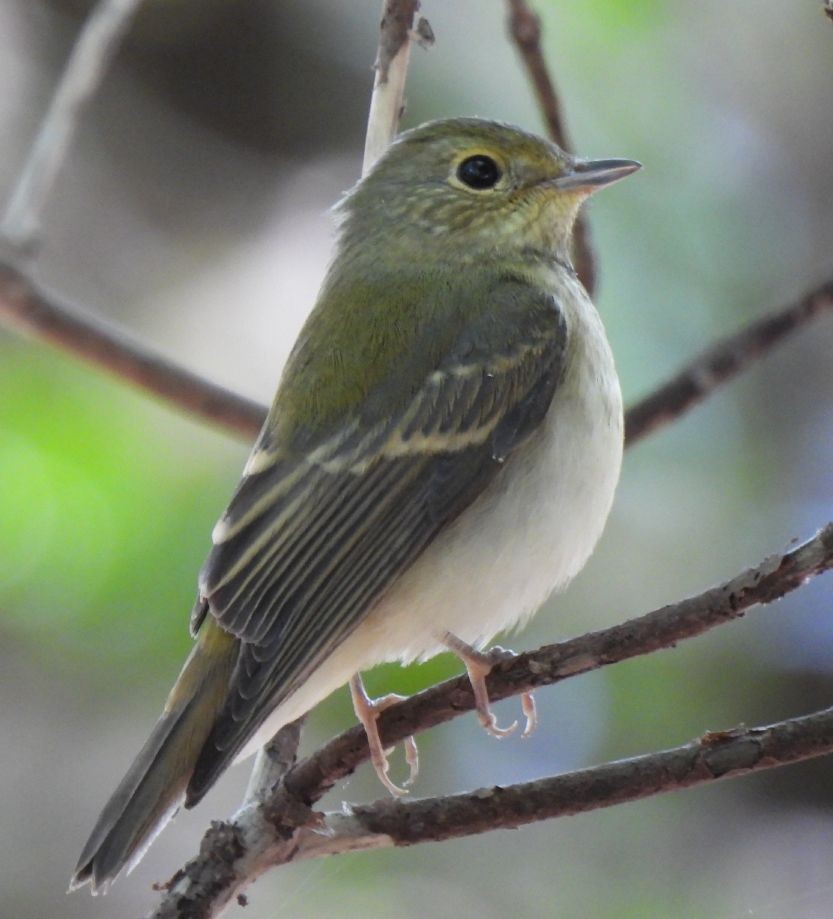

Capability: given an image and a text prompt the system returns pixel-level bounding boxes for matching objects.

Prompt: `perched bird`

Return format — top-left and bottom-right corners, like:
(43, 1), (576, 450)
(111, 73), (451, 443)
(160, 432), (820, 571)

(71, 118), (639, 893)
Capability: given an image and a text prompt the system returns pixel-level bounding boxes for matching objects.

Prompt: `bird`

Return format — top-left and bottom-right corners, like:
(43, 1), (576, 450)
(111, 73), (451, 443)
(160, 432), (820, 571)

(70, 117), (639, 894)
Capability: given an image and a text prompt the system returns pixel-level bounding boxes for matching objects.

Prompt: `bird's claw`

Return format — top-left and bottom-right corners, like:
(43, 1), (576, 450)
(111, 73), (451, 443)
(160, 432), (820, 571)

(349, 675), (419, 796)
(441, 633), (538, 739)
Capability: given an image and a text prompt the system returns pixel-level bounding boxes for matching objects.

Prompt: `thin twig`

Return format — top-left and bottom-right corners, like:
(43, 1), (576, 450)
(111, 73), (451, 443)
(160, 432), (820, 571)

(241, 719), (304, 806)
(624, 277), (833, 446)
(505, 0), (596, 294)
(147, 523), (833, 916)
(362, 0), (430, 174)
(0, 262), (265, 438)
(1, 0), (145, 254)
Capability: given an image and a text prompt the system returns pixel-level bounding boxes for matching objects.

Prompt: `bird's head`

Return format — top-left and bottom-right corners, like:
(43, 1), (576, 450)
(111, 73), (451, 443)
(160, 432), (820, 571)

(338, 117), (640, 264)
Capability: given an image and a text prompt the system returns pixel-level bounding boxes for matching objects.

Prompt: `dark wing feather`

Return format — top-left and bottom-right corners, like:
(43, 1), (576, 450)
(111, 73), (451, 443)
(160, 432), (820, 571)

(187, 283), (567, 805)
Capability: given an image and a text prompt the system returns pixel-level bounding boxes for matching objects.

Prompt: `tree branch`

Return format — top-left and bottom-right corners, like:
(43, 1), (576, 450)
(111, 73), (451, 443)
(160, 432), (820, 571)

(147, 522), (833, 916)
(624, 277), (833, 446)
(298, 705), (833, 853)
(1, 0), (145, 254)
(149, 707), (833, 919)
(148, 709), (833, 918)
(281, 522), (833, 800)
(241, 718), (304, 807)
(505, 0), (596, 294)
(0, 262), (266, 439)
(363, 0), (433, 173)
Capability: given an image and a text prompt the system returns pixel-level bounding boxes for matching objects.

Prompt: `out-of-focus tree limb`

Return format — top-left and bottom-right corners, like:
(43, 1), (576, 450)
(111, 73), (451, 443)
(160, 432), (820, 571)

(624, 277), (833, 446)
(505, 0), (596, 294)
(0, 262), (266, 439)
(146, 522), (833, 917)
(1, 0), (145, 253)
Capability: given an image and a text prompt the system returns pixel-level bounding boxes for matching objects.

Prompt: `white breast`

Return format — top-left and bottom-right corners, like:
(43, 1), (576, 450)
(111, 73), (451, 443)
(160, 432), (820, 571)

(239, 273), (623, 757)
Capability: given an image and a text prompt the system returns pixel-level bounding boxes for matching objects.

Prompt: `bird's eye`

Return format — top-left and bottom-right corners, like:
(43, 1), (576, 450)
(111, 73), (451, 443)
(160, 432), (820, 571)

(456, 154), (502, 190)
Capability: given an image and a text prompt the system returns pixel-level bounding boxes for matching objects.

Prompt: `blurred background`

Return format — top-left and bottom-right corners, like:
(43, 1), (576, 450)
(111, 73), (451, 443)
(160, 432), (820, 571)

(1, 1), (832, 916)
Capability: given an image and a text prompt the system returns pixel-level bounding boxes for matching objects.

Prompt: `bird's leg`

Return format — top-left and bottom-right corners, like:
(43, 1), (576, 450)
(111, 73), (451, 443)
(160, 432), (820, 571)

(349, 674), (419, 796)
(441, 632), (537, 738)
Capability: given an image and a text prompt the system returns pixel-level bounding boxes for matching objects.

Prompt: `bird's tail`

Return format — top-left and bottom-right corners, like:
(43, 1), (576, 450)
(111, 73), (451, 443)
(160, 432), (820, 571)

(70, 619), (237, 894)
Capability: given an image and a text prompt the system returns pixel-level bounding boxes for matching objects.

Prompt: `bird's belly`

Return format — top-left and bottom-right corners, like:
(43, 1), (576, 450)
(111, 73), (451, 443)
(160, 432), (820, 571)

(366, 333), (623, 661)
(239, 317), (622, 759)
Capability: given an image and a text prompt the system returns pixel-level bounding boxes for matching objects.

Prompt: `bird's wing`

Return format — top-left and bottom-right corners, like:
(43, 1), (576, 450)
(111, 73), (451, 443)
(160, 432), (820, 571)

(187, 279), (568, 802)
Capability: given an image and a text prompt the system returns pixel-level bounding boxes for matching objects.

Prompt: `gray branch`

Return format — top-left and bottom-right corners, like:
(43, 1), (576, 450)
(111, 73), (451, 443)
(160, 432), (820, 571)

(146, 523), (833, 917)
(505, 0), (596, 294)
(1, 0), (145, 253)
(0, 262), (265, 439)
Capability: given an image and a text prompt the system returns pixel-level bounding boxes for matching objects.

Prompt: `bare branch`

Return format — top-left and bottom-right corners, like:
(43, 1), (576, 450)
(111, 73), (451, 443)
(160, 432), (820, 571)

(1, 0), (145, 254)
(150, 705), (833, 918)
(0, 262), (265, 439)
(362, 0), (431, 174)
(625, 277), (833, 446)
(0, 3), (437, 445)
(281, 523), (833, 799)
(147, 523), (833, 916)
(241, 718), (303, 807)
(301, 705), (833, 852)
(505, 0), (596, 294)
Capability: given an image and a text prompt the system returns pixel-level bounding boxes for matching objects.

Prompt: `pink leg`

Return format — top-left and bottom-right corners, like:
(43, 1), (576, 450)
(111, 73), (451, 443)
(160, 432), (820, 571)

(442, 632), (537, 738)
(349, 674), (419, 796)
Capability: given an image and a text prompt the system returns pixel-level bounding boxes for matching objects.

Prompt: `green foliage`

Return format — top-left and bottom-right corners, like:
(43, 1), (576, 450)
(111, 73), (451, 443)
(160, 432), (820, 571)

(0, 343), (236, 680)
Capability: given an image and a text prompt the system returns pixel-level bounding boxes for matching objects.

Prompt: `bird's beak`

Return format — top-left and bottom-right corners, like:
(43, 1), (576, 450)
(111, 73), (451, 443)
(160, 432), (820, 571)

(552, 158), (642, 192)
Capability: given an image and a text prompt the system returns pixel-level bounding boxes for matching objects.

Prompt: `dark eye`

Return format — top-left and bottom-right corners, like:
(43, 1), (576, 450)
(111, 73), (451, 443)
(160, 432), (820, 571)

(456, 155), (501, 190)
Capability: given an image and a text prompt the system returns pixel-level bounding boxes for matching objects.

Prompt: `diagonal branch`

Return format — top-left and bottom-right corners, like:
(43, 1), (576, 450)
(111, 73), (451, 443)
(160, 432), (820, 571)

(505, 0), (596, 294)
(0, 262), (265, 438)
(147, 522), (833, 916)
(624, 277), (833, 446)
(281, 522), (833, 800)
(298, 705), (833, 854)
(1, 0), (145, 253)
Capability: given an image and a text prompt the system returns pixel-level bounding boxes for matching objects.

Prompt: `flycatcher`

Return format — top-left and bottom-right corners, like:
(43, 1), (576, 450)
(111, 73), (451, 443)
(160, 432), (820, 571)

(71, 117), (640, 893)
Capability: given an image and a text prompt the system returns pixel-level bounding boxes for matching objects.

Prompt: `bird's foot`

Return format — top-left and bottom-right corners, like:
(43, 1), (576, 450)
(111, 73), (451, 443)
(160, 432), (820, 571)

(441, 633), (537, 738)
(349, 674), (418, 796)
